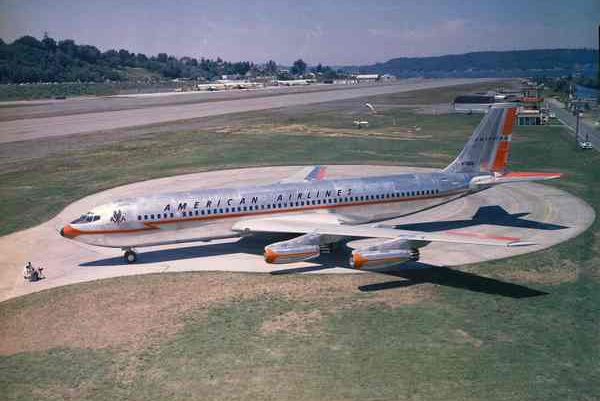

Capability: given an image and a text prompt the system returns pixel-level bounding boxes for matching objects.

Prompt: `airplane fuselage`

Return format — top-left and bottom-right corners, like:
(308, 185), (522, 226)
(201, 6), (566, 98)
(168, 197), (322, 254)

(61, 171), (483, 248)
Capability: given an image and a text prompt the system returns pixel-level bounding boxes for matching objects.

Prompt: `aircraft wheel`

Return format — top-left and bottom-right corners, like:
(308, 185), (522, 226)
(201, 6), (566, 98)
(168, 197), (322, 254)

(124, 250), (137, 264)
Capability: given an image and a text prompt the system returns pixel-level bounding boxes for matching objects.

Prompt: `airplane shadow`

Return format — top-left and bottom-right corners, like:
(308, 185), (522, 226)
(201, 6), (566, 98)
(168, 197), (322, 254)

(358, 262), (548, 298)
(79, 233), (298, 267)
(392, 205), (567, 232)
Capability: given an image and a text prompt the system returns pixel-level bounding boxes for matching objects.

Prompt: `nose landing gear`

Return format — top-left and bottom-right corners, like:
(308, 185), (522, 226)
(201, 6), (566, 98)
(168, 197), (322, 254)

(123, 249), (138, 264)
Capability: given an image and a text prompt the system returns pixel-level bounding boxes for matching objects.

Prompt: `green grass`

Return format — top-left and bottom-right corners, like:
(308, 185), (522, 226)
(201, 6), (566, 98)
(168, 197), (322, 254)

(0, 82), (118, 101)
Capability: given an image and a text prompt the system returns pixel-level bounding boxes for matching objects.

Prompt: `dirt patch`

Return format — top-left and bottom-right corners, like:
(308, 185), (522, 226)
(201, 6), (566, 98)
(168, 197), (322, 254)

(214, 123), (431, 141)
(260, 310), (323, 335)
(453, 329), (483, 348)
(0, 272), (434, 355)
(366, 282), (435, 308)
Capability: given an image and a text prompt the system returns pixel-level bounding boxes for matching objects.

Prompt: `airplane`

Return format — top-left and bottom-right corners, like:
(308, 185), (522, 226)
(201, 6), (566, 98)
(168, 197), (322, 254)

(60, 104), (562, 268)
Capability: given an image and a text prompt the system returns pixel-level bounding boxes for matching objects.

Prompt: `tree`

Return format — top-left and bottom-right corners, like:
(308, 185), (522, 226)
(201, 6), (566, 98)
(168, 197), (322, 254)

(42, 32), (56, 51)
(265, 60), (277, 75)
(290, 59), (306, 76)
(157, 53), (168, 63)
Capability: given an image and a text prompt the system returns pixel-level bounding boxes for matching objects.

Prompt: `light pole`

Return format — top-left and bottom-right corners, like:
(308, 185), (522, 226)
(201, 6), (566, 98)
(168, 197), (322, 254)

(575, 107), (580, 144)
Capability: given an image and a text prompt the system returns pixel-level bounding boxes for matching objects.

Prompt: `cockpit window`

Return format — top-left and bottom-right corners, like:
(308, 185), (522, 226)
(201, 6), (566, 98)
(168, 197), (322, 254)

(71, 213), (101, 224)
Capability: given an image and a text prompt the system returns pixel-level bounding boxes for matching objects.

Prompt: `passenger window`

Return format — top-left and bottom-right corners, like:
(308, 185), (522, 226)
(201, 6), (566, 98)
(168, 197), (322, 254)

(207, 210), (211, 214)
(156, 214), (160, 219)
(144, 215), (148, 220)
(213, 209), (218, 214)
(93, 215), (100, 221)
(201, 210), (205, 215)
(170, 213), (174, 218)
(219, 209), (223, 213)
(151, 214), (155, 219)
(138, 216), (141, 221)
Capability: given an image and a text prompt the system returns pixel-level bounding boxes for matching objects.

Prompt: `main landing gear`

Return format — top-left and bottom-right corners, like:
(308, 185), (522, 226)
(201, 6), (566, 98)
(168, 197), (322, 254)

(123, 249), (138, 264)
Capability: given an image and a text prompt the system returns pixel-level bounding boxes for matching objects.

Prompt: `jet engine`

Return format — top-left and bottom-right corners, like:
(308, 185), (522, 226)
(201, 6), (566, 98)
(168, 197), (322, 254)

(350, 238), (419, 270)
(264, 233), (321, 264)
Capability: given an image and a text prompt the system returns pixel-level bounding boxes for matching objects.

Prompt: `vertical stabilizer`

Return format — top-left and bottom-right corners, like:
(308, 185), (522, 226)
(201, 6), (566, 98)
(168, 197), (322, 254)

(444, 104), (517, 174)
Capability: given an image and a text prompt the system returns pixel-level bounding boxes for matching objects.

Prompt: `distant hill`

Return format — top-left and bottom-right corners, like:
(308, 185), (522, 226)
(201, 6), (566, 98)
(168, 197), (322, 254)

(346, 49), (598, 78)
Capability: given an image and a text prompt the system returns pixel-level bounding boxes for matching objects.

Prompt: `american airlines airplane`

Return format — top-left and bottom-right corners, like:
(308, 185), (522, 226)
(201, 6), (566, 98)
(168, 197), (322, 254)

(60, 105), (562, 269)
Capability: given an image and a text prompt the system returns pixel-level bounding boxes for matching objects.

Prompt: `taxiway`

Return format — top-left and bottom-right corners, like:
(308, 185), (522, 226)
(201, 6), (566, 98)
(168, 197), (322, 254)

(0, 165), (593, 302)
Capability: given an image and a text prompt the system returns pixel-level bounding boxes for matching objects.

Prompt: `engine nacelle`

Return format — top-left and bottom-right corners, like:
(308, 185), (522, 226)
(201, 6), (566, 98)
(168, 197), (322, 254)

(349, 238), (419, 270)
(264, 244), (320, 264)
(350, 249), (418, 270)
(264, 233), (321, 264)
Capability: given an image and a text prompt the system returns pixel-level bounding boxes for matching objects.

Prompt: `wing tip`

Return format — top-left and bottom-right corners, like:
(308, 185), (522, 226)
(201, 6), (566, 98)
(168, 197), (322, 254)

(507, 241), (536, 247)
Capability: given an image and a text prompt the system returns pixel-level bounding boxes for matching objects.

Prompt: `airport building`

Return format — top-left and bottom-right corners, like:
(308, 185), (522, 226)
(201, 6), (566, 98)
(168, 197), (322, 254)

(516, 86), (544, 125)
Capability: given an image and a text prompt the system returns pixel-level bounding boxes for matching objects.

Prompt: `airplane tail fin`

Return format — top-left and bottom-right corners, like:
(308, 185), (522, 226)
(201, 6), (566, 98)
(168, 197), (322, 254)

(444, 104), (517, 174)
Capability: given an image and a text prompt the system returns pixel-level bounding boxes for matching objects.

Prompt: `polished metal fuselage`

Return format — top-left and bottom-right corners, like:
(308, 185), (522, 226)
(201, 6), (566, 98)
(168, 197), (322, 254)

(71, 171), (484, 248)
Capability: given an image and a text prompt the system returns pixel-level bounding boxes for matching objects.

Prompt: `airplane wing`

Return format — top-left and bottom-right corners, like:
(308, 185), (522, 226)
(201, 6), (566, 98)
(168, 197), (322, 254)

(232, 215), (532, 247)
(279, 166), (327, 184)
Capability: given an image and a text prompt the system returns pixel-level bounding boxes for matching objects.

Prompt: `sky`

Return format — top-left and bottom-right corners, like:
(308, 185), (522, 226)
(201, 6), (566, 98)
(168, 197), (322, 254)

(0, 0), (598, 65)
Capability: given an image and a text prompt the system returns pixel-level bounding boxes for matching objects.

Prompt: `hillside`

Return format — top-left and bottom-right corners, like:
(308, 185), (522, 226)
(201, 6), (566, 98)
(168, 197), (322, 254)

(0, 35), (256, 84)
(351, 49), (598, 78)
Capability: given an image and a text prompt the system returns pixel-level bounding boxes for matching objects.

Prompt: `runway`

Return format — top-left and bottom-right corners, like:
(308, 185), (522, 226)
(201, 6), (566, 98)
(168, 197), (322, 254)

(0, 78), (497, 144)
(0, 165), (594, 302)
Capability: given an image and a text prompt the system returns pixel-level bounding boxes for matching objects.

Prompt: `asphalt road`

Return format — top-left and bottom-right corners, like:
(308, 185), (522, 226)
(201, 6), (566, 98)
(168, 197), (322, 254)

(1, 165), (593, 302)
(0, 78), (497, 144)
(546, 98), (600, 150)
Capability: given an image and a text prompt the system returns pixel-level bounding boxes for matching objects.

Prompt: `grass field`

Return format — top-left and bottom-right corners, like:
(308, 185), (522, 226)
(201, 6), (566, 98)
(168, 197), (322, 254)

(1, 82), (599, 400)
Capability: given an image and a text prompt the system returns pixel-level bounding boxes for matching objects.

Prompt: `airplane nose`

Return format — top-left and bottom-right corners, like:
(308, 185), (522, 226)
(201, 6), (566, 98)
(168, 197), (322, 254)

(60, 225), (79, 239)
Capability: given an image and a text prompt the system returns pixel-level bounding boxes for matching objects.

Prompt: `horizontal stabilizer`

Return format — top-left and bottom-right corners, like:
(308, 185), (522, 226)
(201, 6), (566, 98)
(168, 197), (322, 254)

(471, 171), (563, 186)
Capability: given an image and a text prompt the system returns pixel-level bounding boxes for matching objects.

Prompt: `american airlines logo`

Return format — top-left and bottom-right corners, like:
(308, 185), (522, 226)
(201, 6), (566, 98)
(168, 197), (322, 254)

(162, 188), (353, 212)
(111, 210), (126, 224)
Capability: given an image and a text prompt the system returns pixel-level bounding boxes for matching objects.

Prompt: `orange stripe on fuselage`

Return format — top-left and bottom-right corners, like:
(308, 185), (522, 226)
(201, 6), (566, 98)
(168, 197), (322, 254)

(65, 190), (466, 237)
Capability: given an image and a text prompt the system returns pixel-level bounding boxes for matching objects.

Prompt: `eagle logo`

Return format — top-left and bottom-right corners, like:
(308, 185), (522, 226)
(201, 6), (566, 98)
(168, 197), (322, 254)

(111, 210), (126, 224)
